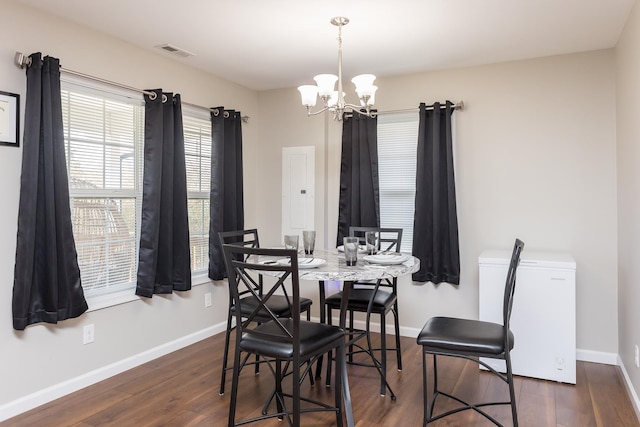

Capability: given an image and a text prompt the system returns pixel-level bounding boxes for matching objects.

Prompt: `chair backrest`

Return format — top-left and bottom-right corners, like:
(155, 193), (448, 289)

(219, 229), (260, 251)
(349, 226), (403, 253)
(222, 244), (301, 344)
(503, 239), (525, 334)
(219, 229), (263, 297)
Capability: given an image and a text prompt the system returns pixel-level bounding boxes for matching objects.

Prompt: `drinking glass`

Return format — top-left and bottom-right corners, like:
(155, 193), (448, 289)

(284, 235), (299, 251)
(303, 230), (316, 255)
(343, 236), (359, 266)
(365, 231), (379, 255)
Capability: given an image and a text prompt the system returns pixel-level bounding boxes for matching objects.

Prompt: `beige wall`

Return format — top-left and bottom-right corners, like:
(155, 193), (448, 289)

(0, 0), (628, 418)
(0, 0), (257, 413)
(616, 0), (640, 406)
(256, 51), (619, 353)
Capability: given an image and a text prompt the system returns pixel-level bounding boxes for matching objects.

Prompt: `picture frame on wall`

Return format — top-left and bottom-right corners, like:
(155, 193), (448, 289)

(0, 90), (20, 147)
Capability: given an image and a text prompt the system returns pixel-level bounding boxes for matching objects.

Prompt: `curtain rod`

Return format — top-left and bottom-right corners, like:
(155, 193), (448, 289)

(377, 101), (464, 115)
(344, 101), (464, 119)
(14, 52), (250, 124)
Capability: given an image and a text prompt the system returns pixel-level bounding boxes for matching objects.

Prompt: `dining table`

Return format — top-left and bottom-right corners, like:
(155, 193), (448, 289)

(255, 247), (420, 427)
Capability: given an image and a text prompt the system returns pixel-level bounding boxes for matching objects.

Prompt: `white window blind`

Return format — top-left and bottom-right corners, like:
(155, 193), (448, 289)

(182, 108), (211, 274)
(61, 79), (144, 300)
(377, 112), (419, 253)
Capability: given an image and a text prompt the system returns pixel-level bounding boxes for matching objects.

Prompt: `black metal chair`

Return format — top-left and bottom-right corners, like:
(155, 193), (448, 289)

(218, 229), (313, 395)
(416, 238), (524, 426)
(325, 227), (403, 398)
(223, 244), (351, 427)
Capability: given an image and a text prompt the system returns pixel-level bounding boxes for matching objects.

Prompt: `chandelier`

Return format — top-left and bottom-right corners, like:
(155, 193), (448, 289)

(298, 17), (377, 121)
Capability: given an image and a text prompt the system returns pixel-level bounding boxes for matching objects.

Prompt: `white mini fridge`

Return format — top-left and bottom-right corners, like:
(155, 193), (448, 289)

(479, 250), (576, 384)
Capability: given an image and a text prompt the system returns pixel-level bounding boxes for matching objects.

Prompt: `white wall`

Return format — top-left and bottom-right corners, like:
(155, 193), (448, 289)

(0, 1), (258, 418)
(616, 0), (640, 410)
(256, 51), (619, 354)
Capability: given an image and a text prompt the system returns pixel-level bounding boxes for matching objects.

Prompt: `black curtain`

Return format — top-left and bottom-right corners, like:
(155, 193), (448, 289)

(208, 108), (244, 280)
(412, 101), (460, 284)
(136, 90), (191, 297)
(12, 53), (88, 330)
(336, 113), (380, 246)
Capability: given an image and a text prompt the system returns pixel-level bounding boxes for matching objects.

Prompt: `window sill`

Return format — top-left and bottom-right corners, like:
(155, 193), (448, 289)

(86, 273), (213, 312)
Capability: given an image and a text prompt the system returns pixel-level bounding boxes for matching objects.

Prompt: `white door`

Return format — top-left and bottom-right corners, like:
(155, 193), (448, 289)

(282, 146), (315, 241)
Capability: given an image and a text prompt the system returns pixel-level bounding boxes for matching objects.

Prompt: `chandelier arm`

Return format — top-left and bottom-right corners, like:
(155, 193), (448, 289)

(304, 106), (330, 117)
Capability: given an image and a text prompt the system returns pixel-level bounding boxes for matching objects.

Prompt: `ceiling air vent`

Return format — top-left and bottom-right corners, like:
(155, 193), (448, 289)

(155, 44), (195, 58)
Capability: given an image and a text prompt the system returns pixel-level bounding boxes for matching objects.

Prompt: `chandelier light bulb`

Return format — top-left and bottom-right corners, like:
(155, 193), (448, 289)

(352, 74), (377, 98)
(298, 85), (319, 107)
(360, 86), (378, 107)
(313, 74), (338, 98)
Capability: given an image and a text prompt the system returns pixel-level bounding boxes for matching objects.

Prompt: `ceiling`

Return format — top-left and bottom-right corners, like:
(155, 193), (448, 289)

(18, 0), (636, 91)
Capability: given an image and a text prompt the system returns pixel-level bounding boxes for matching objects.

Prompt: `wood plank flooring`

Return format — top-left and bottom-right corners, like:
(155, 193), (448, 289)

(2, 332), (638, 426)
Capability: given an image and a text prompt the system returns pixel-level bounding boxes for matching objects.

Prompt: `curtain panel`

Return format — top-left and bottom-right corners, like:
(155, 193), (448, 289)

(136, 90), (191, 297)
(336, 113), (380, 246)
(12, 53), (88, 330)
(412, 101), (460, 284)
(208, 108), (244, 280)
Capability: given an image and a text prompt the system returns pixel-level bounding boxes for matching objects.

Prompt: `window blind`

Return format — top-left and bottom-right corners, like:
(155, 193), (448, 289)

(377, 112), (419, 253)
(61, 79), (144, 299)
(182, 107), (211, 274)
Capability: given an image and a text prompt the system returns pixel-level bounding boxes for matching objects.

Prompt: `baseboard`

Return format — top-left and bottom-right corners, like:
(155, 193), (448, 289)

(0, 321), (228, 423)
(618, 356), (640, 422)
(576, 348), (619, 365)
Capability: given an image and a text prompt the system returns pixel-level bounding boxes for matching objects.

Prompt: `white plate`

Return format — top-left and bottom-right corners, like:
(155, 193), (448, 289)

(276, 257), (326, 269)
(337, 244), (368, 253)
(363, 253), (409, 265)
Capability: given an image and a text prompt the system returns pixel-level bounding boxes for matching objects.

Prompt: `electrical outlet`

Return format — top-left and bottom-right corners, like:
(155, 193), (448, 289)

(555, 356), (565, 371)
(83, 324), (94, 345)
(634, 345), (639, 368)
(204, 292), (212, 308)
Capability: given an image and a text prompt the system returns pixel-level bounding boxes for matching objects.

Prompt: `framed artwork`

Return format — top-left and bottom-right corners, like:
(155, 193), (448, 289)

(0, 91), (20, 147)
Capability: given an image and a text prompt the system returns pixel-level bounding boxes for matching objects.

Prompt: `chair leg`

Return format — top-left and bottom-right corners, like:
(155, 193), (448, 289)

(348, 310), (355, 363)
(304, 308), (315, 387)
(505, 353), (519, 427)
(293, 357), (301, 427)
(228, 338), (242, 427)
(334, 343), (344, 427)
(325, 306), (334, 387)
(379, 314), (387, 396)
(393, 303), (402, 371)
(275, 360), (284, 421)
(219, 315), (233, 395)
(421, 348), (428, 426)
(428, 354), (439, 422)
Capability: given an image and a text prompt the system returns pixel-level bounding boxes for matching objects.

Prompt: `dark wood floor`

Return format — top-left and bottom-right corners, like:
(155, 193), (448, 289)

(3, 331), (639, 426)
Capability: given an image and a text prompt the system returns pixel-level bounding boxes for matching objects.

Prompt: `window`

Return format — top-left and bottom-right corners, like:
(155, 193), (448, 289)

(377, 112), (419, 253)
(61, 78), (144, 300)
(182, 108), (211, 274)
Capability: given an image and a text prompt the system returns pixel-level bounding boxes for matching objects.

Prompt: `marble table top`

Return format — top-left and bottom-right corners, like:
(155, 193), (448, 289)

(256, 248), (420, 282)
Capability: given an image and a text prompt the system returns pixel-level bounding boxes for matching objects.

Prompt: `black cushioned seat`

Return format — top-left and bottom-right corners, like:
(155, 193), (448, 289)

(325, 288), (396, 312)
(234, 295), (313, 318)
(417, 317), (514, 356)
(241, 318), (347, 359)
